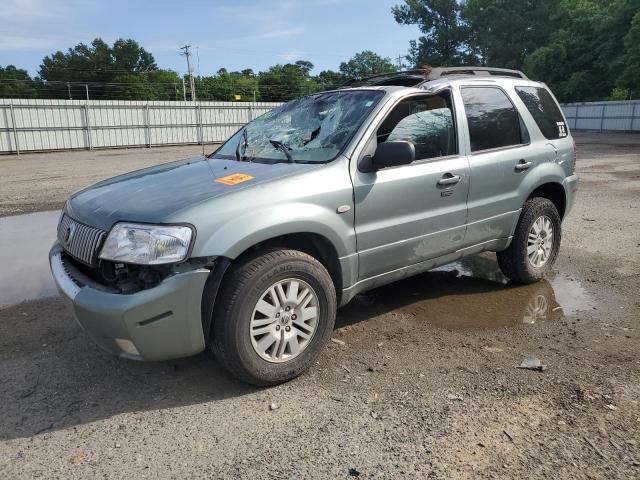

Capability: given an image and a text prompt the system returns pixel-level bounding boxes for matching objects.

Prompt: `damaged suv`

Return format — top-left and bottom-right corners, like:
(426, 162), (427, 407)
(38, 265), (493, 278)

(50, 67), (578, 385)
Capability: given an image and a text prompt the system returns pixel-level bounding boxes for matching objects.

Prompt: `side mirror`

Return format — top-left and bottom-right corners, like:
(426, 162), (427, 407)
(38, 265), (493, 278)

(358, 141), (416, 173)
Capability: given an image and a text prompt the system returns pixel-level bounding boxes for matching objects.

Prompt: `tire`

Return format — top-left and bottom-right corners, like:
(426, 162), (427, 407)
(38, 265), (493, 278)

(210, 248), (337, 386)
(497, 197), (561, 284)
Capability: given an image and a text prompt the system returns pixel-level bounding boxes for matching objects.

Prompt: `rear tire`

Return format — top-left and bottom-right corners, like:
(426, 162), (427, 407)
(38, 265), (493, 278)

(210, 248), (337, 386)
(497, 197), (561, 284)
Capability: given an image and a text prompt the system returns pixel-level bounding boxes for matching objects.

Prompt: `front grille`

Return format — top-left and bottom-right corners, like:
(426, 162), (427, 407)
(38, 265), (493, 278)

(57, 214), (107, 266)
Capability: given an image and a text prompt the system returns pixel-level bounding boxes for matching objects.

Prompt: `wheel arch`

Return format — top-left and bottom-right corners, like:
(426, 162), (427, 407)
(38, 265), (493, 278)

(200, 231), (344, 343)
(527, 182), (567, 219)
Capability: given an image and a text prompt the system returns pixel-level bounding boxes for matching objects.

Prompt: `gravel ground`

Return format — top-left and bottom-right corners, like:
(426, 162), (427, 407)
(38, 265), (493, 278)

(0, 133), (639, 479)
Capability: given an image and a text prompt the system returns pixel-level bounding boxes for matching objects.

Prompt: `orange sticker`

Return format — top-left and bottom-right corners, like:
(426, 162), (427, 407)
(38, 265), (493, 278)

(215, 173), (255, 186)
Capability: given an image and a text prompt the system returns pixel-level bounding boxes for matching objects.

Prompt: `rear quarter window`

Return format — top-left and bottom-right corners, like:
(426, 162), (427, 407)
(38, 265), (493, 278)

(515, 86), (568, 140)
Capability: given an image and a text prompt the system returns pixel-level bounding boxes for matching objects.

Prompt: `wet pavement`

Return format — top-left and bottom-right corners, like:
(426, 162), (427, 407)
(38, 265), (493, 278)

(0, 211), (59, 307)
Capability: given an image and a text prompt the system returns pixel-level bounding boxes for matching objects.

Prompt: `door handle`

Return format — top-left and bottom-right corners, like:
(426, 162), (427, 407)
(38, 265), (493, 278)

(515, 160), (533, 171)
(437, 174), (461, 186)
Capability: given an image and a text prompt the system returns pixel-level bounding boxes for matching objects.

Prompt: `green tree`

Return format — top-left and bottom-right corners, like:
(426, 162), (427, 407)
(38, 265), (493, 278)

(315, 70), (346, 89)
(197, 69), (260, 101)
(339, 51), (397, 79)
(617, 10), (640, 96)
(39, 38), (157, 82)
(524, 0), (640, 101)
(111, 69), (182, 100)
(39, 38), (158, 99)
(0, 65), (40, 98)
(392, 0), (471, 66)
(461, 0), (555, 70)
(258, 62), (319, 101)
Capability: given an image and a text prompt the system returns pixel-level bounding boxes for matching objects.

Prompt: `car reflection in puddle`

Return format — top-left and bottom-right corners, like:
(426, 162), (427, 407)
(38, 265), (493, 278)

(339, 254), (594, 329)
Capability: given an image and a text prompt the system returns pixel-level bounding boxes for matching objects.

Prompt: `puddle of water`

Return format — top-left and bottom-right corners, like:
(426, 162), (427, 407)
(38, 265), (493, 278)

(0, 211), (60, 308)
(340, 254), (595, 330)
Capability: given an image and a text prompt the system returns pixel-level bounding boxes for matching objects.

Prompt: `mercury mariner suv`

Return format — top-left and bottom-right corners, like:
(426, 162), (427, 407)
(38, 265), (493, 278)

(50, 67), (579, 386)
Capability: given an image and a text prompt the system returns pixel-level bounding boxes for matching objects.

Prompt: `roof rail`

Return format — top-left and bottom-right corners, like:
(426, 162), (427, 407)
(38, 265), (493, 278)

(425, 66), (528, 80)
(338, 66), (528, 89)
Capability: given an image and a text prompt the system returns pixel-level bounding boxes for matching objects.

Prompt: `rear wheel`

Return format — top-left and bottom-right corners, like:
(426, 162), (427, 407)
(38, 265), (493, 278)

(210, 248), (337, 386)
(497, 197), (561, 284)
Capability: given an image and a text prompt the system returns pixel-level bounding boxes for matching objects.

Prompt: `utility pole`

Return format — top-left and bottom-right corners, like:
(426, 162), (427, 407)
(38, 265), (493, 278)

(85, 84), (89, 101)
(180, 45), (196, 101)
(67, 82), (72, 100)
(396, 55), (405, 71)
(182, 77), (187, 101)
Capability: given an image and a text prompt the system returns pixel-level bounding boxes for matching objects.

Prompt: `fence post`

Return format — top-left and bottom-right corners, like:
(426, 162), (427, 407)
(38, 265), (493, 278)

(631, 102), (637, 131)
(84, 102), (93, 150)
(197, 104), (203, 145)
(9, 102), (19, 155)
(600, 104), (606, 132)
(145, 104), (151, 147)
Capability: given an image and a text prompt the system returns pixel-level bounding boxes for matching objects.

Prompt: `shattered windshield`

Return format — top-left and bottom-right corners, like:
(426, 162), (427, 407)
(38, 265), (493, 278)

(212, 90), (384, 164)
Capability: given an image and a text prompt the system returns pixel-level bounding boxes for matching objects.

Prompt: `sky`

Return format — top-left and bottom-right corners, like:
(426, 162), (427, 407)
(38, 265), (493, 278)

(0, 0), (422, 77)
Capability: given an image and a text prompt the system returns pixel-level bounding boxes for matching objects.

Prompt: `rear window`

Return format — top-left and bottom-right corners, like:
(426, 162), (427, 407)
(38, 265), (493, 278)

(515, 86), (568, 140)
(461, 87), (528, 152)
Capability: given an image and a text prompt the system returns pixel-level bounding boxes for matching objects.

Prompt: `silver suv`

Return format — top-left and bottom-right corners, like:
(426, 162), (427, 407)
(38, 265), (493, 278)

(50, 67), (579, 385)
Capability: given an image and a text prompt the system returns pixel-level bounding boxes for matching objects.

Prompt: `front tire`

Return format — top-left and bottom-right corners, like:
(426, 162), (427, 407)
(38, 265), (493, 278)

(211, 248), (337, 386)
(497, 197), (561, 284)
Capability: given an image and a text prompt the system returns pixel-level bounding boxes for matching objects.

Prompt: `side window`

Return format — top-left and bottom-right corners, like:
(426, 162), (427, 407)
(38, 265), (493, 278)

(377, 93), (458, 161)
(515, 86), (568, 140)
(461, 87), (527, 152)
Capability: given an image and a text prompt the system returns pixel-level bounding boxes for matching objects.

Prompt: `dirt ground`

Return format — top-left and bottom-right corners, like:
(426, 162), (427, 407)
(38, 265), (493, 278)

(0, 145), (210, 217)
(0, 133), (639, 479)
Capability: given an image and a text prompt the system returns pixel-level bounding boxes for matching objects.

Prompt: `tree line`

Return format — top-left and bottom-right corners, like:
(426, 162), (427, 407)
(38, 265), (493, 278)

(394, 0), (640, 101)
(0, 39), (396, 102)
(1, 0), (638, 102)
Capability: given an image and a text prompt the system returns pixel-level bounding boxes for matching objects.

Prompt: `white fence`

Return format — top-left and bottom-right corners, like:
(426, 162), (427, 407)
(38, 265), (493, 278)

(2, 98), (638, 154)
(562, 100), (640, 132)
(0, 99), (281, 154)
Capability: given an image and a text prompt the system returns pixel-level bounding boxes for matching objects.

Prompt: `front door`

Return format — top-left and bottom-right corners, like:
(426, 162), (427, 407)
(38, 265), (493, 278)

(352, 92), (470, 281)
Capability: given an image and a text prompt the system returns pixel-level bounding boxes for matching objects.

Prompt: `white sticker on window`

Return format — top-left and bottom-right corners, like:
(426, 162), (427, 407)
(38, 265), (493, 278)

(557, 122), (567, 137)
(365, 100), (374, 107)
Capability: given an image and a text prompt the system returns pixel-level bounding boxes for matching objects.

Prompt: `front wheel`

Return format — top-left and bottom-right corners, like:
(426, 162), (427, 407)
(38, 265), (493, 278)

(210, 248), (337, 386)
(497, 197), (562, 284)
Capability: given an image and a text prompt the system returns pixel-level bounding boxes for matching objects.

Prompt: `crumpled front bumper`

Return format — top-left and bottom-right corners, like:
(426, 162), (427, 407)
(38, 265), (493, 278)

(49, 242), (210, 361)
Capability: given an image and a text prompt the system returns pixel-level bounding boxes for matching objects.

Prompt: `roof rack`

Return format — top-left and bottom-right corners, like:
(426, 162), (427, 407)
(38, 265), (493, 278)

(424, 67), (528, 80)
(338, 66), (528, 89)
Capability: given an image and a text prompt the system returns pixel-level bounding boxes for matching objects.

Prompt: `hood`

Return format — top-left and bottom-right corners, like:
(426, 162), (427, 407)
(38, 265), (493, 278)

(66, 155), (314, 231)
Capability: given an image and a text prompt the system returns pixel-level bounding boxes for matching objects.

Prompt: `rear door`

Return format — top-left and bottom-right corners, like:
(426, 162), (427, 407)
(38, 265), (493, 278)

(352, 91), (470, 280)
(460, 85), (546, 246)
(513, 85), (575, 175)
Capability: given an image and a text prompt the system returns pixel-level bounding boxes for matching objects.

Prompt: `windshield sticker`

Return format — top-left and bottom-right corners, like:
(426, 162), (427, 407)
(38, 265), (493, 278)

(365, 100), (374, 107)
(215, 173), (255, 185)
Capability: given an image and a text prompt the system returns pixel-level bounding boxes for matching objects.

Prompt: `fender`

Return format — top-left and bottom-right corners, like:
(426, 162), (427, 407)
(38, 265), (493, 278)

(192, 202), (355, 260)
(516, 161), (566, 206)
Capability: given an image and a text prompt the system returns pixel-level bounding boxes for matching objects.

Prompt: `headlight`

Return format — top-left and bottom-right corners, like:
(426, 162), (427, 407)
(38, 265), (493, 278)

(100, 223), (194, 265)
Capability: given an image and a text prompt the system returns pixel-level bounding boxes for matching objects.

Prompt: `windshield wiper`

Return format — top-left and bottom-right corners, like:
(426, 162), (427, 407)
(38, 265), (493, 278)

(269, 139), (294, 163)
(235, 128), (248, 162)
